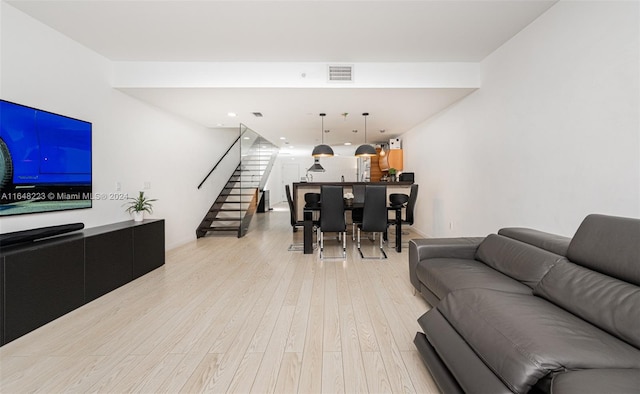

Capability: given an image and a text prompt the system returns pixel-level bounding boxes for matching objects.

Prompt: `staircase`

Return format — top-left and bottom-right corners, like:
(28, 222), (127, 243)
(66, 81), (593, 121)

(196, 134), (278, 238)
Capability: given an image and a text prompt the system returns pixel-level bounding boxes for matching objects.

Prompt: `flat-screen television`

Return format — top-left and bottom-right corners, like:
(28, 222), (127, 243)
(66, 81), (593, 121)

(0, 99), (92, 216)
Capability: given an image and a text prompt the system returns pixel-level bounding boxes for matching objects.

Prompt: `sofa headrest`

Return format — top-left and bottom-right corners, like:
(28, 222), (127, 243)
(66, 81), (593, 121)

(498, 227), (571, 256)
(567, 214), (640, 286)
(475, 234), (564, 289)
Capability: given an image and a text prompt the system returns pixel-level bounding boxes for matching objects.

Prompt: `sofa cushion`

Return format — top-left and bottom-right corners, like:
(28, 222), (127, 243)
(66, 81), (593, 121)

(534, 259), (640, 348)
(475, 234), (564, 288)
(498, 227), (571, 256)
(566, 214), (640, 286)
(551, 369), (640, 394)
(438, 289), (640, 394)
(417, 309), (513, 394)
(416, 258), (532, 301)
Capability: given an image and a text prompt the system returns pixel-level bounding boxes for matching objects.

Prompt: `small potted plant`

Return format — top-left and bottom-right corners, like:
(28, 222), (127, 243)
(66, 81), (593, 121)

(125, 191), (157, 222)
(388, 168), (397, 182)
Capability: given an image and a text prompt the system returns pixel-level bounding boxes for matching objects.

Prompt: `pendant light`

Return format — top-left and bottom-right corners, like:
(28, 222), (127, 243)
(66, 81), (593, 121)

(355, 112), (377, 157)
(311, 113), (334, 157)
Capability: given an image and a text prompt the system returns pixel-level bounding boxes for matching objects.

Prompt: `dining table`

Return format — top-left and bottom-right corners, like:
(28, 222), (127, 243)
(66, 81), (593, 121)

(303, 203), (403, 254)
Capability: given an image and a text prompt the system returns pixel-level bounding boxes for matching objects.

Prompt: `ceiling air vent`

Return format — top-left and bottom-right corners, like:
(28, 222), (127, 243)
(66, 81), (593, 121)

(252, 112), (263, 117)
(328, 65), (353, 82)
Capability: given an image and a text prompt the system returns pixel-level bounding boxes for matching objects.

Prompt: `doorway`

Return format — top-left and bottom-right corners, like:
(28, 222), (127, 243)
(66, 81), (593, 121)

(280, 163), (301, 203)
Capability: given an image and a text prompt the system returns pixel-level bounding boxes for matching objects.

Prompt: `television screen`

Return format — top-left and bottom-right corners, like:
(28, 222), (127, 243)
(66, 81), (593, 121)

(0, 99), (92, 216)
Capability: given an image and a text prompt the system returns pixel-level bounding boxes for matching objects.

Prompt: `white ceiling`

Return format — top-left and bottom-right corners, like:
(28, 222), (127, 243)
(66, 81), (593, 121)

(8, 0), (558, 155)
(119, 86), (477, 151)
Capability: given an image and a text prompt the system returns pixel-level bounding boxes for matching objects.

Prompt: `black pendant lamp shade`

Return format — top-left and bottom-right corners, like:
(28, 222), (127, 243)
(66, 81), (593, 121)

(355, 112), (376, 157)
(312, 113), (334, 157)
(354, 144), (377, 156)
(311, 144), (334, 157)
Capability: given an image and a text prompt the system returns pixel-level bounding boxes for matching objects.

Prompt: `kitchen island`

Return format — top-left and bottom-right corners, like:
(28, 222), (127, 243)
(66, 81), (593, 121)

(292, 181), (414, 221)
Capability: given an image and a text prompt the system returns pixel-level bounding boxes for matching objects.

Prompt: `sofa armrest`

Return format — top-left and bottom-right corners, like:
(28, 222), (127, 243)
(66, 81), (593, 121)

(551, 369), (640, 394)
(408, 237), (485, 290)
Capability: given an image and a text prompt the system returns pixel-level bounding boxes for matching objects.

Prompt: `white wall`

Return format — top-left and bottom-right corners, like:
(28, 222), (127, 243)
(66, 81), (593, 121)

(403, 1), (640, 238)
(303, 156), (359, 183)
(0, 3), (237, 249)
(266, 154), (359, 204)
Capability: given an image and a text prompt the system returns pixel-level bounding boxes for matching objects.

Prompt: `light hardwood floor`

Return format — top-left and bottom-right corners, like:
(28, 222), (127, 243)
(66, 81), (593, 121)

(0, 204), (437, 393)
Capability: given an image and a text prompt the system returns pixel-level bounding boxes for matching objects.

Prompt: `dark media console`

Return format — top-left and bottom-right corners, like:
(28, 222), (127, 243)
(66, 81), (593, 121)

(0, 219), (165, 346)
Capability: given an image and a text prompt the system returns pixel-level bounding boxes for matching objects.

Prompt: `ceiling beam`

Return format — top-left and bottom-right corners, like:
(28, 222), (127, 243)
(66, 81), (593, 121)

(112, 62), (481, 89)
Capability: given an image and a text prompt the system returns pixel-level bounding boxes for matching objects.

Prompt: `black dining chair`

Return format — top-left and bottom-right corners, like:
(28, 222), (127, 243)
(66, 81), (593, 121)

(286, 184), (304, 251)
(357, 185), (388, 259)
(319, 185), (346, 259)
(351, 184), (365, 240)
(286, 185), (318, 251)
(401, 184), (419, 231)
(285, 185), (303, 233)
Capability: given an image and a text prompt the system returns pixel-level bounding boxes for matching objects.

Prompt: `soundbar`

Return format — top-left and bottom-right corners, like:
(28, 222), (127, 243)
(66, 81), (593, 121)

(0, 223), (84, 247)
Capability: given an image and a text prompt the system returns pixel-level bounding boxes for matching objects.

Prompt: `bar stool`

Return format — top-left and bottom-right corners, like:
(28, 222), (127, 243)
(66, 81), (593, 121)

(388, 184), (418, 244)
(305, 192), (321, 222)
(389, 193), (409, 209)
(304, 193), (321, 208)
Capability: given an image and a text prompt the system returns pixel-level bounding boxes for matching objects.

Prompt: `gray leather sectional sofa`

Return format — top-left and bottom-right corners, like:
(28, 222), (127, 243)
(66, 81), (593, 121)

(409, 214), (640, 394)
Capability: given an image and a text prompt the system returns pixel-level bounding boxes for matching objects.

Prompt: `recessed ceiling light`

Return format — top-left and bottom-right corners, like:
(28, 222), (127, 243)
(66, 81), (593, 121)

(243, 136), (250, 140)
(227, 112), (237, 117)
(280, 137), (286, 140)
(344, 142), (352, 146)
